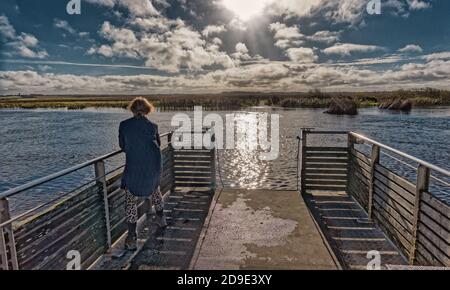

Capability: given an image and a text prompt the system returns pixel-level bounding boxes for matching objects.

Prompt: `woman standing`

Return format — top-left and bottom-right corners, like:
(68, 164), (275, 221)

(119, 97), (167, 251)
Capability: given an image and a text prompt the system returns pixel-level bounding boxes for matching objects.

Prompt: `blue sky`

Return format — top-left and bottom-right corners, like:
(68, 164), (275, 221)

(0, 0), (449, 94)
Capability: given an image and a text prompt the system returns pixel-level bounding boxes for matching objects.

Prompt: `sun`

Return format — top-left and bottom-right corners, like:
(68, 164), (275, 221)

(221, 0), (274, 21)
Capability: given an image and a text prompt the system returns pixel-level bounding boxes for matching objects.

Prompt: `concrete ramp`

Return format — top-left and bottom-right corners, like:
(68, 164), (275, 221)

(191, 189), (339, 270)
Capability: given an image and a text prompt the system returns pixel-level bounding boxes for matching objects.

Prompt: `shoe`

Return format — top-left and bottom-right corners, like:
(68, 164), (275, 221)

(124, 234), (137, 251)
(149, 211), (168, 228)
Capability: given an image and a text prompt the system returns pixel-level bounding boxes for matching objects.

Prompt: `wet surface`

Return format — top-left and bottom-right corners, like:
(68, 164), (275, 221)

(193, 189), (338, 270)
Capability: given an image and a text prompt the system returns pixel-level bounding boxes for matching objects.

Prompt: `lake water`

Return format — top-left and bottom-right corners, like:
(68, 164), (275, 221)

(1, 107), (449, 213)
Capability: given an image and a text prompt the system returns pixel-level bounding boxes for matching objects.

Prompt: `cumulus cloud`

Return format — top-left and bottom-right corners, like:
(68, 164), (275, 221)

(307, 30), (340, 44)
(0, 15), (48, 59)
(0, 0), (445, 94)
(422, 51), (450, 61)
(202, 25), (226, 37)
(3, 55), (450, 94)
(398, 44), (423, 53)
(269, 0), (366, 25)
(268, 0), (420, 26)
(88, 20), (234, 72)
(0, 15), (16, 39)
(269, 22), (303, 49)
(286, 47), (317, 63)
(407, 0), (432, 10)
(231, 42), (263, 64)
(85, 0), (159, 16)
(323, 43), (385, 56)
(54, 18), (90, 38)
(54, 19), (76, 35)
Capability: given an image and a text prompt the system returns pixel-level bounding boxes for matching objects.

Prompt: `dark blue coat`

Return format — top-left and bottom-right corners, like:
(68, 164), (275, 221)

(119, 116), (162, 197)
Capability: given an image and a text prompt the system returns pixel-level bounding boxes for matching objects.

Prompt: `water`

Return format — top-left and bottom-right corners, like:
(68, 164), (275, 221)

(0, 107), (449, 213)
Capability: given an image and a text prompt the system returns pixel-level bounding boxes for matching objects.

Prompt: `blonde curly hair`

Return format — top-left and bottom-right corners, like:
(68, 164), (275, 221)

(128, 97), (154, 116)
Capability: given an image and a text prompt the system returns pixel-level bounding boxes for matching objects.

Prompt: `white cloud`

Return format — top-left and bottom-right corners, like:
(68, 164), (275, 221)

(88, 20), (235, 73)
(422, 52), (450, 61)
(269, 22), (303, 49)
(323, 43), (385, 56)
(3, 54), (450, 94)
(307, 30), (340, 44)
(0, 15), (48, 59)
(202, 25), (226, 37)
(286, 47), (317, 63)
(0, 15), (16, 39)
(85, 0), (159, 16)
(54, 19), (76, 35)
(232, 42), (251, 62)
(407, 0), (431, 10)
(398, 44), (423, 53)
(53, 18), (91, 38)
(268, 0), (323, 18)
(269, 0), (366, 25)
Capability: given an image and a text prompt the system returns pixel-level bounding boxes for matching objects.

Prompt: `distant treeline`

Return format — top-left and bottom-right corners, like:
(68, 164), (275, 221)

(1, 88), (449, 110)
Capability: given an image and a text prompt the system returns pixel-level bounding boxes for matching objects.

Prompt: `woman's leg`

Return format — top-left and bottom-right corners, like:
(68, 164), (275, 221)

(125, 190), (138, 240)
(149, 187), (167, 227)
(151, 186), (164, 213)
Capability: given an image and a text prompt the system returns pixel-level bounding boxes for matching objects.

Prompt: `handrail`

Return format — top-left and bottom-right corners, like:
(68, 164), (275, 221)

(0, 131), (174, 200)
(350, 132), (450, 177)
(302, 130), (450, 178)
(0, 150), (123, 200)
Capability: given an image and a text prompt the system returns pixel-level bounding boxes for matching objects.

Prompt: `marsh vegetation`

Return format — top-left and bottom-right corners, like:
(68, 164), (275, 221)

(0, 88), (449, 111)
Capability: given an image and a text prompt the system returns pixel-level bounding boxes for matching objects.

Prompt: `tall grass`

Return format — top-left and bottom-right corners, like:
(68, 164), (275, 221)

(1, 88), (449, 110)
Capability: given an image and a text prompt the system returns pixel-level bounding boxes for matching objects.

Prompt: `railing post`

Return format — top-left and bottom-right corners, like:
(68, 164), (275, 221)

(368, 144), (380, 219)
(0, 198), (19, 270)
(300, 130), (308, 195)
(94, 161), (112, 250)
(211, 133), (217, 191)
(409, 165), (430, 265)
(168, 132), (176, 193)
(346, 134), (355, 193)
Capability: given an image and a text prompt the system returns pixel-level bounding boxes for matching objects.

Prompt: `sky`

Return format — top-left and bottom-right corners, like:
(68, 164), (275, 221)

(0, 0), (449, 95)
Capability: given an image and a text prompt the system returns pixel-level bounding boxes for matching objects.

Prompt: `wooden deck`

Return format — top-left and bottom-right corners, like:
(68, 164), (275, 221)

(304, 191), (407, 269)
(92, 188), (215, 270)
(93, 189), (339, 270)
(191, 189), (339, 270)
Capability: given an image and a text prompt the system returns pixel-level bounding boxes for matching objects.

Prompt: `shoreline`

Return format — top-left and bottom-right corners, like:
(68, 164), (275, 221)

(1, 103), (449, 111)
(1, 93), (449, 111)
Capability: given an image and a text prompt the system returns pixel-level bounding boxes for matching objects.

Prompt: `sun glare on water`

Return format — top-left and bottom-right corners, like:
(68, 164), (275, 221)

(221, 0), (274, 21)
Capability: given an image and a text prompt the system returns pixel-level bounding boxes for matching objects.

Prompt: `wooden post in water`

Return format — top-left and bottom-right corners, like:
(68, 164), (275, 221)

(409, 165), (430, 265)
(300, 130), (308, 195)
(368, 145), (380, 219)
(0, 198), (19, 270)
(94, 161), (112, 250)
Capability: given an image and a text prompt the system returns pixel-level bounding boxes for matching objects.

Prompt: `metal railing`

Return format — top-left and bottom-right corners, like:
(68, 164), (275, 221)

(0, 127), (217, 270)
(300, 129), (450, 267)
(349, 132), (450, 177)
(0, 131), (174, 270)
